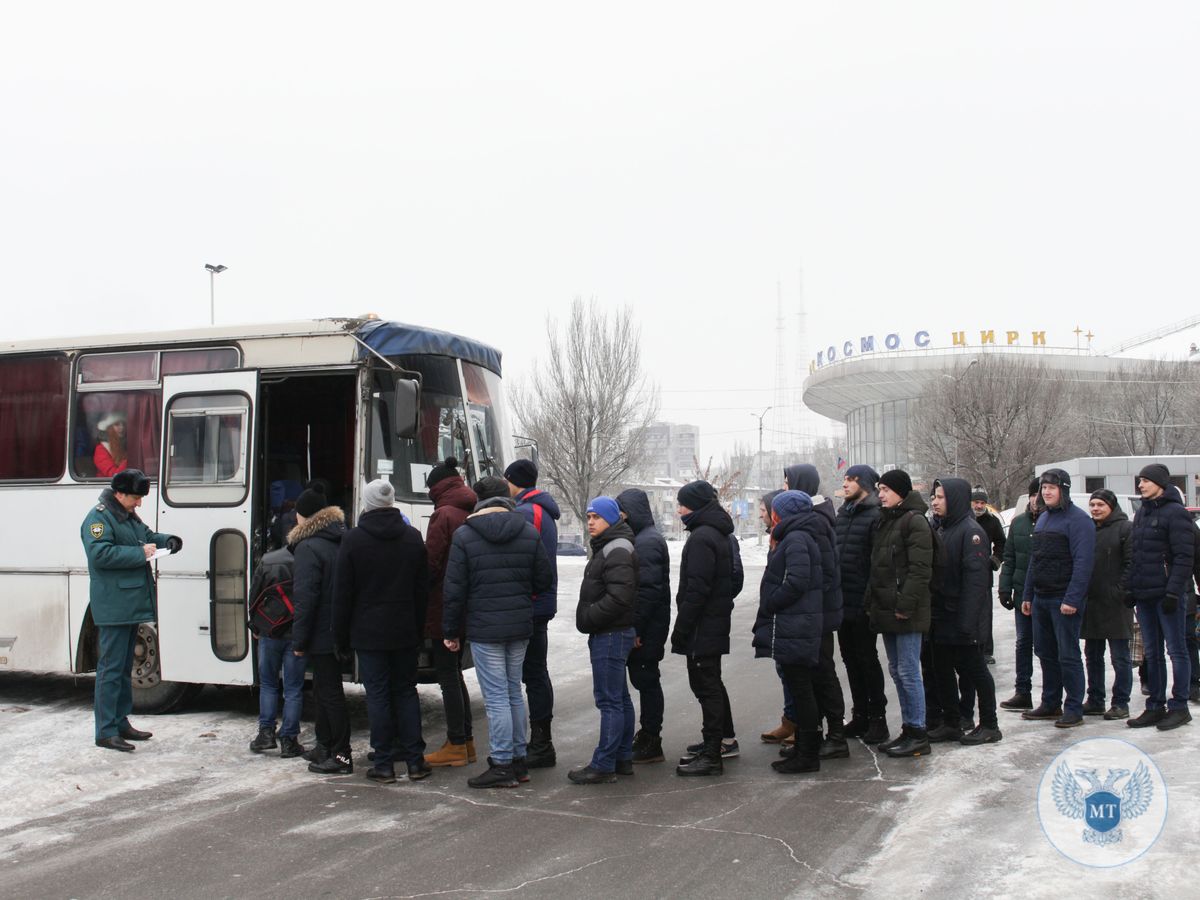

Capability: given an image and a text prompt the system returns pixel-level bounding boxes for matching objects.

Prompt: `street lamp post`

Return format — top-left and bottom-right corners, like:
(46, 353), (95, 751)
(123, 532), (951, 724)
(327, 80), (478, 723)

(205, 263), (228, 325)
(751, 406), (772, 546)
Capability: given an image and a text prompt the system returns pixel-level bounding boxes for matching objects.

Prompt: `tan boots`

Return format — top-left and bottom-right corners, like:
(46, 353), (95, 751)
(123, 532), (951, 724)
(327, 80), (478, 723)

(760, 717), (797, 744)
(425, 738), (478, 767)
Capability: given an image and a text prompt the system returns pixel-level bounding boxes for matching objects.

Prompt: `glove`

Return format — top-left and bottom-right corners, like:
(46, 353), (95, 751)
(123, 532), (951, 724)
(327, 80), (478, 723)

(998, 592), (1014, 610)
(166, 535), (183, 554)
(1162, 594), (1179, 615)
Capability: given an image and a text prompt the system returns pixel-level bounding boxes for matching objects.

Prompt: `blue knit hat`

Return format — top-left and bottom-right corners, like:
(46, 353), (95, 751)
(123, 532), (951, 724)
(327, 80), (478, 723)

(845, 464), (879, 490)
(586, 496), (621, 525)
(772, 490), (813, 519)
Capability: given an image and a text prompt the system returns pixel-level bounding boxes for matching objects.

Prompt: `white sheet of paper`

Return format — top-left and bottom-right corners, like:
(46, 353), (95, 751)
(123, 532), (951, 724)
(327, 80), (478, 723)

(150, 547), (173, 561)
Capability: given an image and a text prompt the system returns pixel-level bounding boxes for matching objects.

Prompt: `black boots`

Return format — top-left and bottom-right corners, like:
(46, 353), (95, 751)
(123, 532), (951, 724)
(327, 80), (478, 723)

(308, 752), (352, 775)
(526, 719), (557, 768)
(631, 730), (664, 763)
(883, 725), (931, 758)
(676, 738), (723, 776)
(279, 736), (306, 759)
(819, 722), (850, 760)
(843, 714), (869, 739)
(468, 758), (519, 789)
(999, 693), (1033, 710)
(862, 716), (890, 745)
(772, 731), (820, 774)
(249, 726), (277, 754)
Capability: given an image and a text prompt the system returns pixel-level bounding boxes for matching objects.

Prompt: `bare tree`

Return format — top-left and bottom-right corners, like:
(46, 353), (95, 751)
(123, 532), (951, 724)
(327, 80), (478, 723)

(693, 455), (744, 503)
(910, 356), (1083, 508)
(511, 298), (659, 526)
(1079, 358), (1200, 456)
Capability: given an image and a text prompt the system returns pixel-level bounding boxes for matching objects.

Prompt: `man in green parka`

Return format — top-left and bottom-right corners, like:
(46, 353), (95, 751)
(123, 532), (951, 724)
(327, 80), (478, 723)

(81, 469), (181, 751)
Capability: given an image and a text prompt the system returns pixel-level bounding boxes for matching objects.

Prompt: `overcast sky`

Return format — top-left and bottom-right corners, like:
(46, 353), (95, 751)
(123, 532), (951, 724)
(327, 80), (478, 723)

(3, 2), (1198, 462)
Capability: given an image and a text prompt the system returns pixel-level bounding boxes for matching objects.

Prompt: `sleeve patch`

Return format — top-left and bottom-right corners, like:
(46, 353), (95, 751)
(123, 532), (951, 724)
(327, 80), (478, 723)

(89, 523), (105, 539)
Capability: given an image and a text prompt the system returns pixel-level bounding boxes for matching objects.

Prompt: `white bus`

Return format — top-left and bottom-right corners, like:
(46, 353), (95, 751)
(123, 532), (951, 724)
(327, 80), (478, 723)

(0, 317), (514, 711)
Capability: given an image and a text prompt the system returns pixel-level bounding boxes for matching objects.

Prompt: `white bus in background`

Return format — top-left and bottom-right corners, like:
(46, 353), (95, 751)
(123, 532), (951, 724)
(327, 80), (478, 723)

(0, 317), (514, 711)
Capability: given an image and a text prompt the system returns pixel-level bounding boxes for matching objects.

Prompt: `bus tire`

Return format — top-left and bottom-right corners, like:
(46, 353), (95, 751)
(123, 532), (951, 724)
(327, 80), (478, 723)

(129, 623), (198, 714)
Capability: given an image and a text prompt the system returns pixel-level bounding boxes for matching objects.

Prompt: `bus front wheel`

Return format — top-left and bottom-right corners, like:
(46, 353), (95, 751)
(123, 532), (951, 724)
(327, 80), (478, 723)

(130, 623), (199, 714)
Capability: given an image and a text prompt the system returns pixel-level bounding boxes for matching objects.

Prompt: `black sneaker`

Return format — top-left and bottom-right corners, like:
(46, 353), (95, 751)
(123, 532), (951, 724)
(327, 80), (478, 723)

(1081, 701), (1106, 717)
(999, 693), (1033, 711)
(1156, 708), (1192, 731)
(615, 758), (634, 776)
(366, 766), (397, 784)
(1103, 705), (1129, 720)
(959, 725), (1003, 745)
(1021, 705), (1063, 721)
(567, 765), (617, 785)
(249, 726), (277, 754)
(682, 738), (739, 761)
(308, 754), (352, 775)
(279, 736), (306, 759)
(1127, 708), (1166, 728)
(468, 759), (519, 789)
(1054, 713), (1084, 728)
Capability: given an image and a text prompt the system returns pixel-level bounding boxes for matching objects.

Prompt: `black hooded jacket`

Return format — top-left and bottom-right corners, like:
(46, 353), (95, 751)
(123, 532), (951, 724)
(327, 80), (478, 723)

(616, 489), (672, 657)
(931, 478), (991, 645)
(834, 490), (881, 620)
(332, 507), (429, 651)
(671, 500), (737, 657)
(442, 501), (554, 643)
(1082, 508), (1134, 640)
(577, 520), (639, 634)
(289, 506), (347, 655)
(784, 463), (837, 524)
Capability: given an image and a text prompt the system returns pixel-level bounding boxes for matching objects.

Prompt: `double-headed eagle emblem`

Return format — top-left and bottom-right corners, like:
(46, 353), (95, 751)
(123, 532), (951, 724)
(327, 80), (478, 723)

(1052, 761), (1154, 846)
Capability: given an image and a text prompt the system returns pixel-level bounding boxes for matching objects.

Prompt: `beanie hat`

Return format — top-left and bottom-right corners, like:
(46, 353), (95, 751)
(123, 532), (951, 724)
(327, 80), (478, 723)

(878, 469), (913, 498)
(362, 478), (396, 511)
(845, 464), (879, 491)
(504, 459), (538, 489)
(426, 457), (461, 490)
(473, 475), (510, 501)
(772, 490), (813, 519)
(1027, 478), (1041, 496)
(677, 480), (717, 511)
(1137, 463), (1171, 490)
(971, 487), (989, 503)
(295, 486), (328, 517)
(586, 496), (621, 526)
(111, 468), (150, 496)
(1090, 489), (1119, 512)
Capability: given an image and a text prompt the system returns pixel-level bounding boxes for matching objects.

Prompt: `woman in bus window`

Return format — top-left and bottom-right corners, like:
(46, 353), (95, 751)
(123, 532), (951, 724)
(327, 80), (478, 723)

(94, 411), (129, 477)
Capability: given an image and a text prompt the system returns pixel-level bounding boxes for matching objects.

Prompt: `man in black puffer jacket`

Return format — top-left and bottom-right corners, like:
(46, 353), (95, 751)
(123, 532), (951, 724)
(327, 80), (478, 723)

(1081, 490), (1133, 720)
(927, 477), (1001, 746)
(783, 463), (848, 759)
(834, 464), (887, 744)
(443, 477), (553, 788)
(616, 488), (672, 764)
(1127, 464), (1195, 731)
(569, 497), (639, 785)
(671, 480), (738, 776)
(289, 486), (350, 774)
(333, 479), (430, 785)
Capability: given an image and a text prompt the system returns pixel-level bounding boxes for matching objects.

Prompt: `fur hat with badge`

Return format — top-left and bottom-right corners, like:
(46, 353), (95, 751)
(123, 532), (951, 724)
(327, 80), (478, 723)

(111, 468), (151, 496)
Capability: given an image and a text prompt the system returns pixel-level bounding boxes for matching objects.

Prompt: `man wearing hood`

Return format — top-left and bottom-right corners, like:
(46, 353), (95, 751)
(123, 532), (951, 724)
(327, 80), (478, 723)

(570, 497), (639, 784)
(998, 479), (1042, 710)
(1126, 463), (1194, 731)
(443, 476), (554, 788)
(290, 485), (351, 773)
(1081, 490), (1134, 720)
(927, 477), (1001, 745)
(616, 488), (672, 764)
(1020, 469), (1096, 729)
(505, 459), (562, 769)
(333, 479), (430, 784)
(782, 464), (847, 759)
(834, 464), (888, 745)
(672, 480), (739, 776)
(80, 469), (181, 751)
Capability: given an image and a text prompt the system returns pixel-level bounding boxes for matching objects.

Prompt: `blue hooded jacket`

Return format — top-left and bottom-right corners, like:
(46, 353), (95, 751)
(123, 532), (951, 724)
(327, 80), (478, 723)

(754, 495), (825, 667)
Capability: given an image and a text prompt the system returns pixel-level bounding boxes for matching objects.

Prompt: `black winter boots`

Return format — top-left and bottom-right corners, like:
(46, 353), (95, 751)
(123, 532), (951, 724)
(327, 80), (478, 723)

(884, 725), (932, 758)
(676, 738), (724, 776)
(772, 731), (820, 774)
(631, 730), (664, 763)
(819, 722), (850, 760)
(862, 716), (890, 745)
(279, 736), (305, 759)
(249, 726), (277, 754)
(525, 719), (557, 768)
(468, 758), (519, 789)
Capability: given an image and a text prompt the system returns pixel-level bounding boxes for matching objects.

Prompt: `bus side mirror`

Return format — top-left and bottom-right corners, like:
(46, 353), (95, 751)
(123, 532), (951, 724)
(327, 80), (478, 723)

(393, 377), (420, 440)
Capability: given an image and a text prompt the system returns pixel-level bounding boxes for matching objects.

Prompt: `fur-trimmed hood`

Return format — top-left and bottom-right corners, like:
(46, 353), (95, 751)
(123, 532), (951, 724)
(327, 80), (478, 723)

(287, 506), (346, 546)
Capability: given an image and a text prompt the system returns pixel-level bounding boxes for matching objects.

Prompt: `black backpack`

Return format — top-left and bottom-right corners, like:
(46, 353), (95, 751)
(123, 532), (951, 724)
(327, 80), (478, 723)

(248, 580), (295, 639)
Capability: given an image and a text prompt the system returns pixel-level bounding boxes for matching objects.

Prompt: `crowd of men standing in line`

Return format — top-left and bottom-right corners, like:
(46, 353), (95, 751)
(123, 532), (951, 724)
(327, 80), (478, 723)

(82, 454), (1198, 786)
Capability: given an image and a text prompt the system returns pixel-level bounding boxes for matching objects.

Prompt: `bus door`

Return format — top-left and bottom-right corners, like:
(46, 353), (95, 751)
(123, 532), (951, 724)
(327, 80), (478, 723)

(155, 370), (259, 686)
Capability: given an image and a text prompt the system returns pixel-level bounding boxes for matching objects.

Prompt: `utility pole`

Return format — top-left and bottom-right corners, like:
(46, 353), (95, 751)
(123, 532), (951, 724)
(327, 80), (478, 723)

(751, 406), (772, 545)
(205, 263), (228, 325)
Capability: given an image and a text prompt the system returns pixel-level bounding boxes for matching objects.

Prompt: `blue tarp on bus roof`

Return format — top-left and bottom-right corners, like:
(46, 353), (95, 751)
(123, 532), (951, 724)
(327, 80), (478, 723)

(356, 320), (503, 375)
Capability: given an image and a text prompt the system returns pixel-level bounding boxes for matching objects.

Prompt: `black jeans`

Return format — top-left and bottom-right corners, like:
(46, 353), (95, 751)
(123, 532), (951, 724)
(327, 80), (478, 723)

(627, 646), (665, 736)
(432, 641), (473, 743)
(813, 632), (847, 729)
(837, 614), (887, 719)
(686, 654), (735, 742)
(522, 617), (554, 723)
(309, 652), (351, 759)
(779, 662), (821, 733)
(929, 643), (997, 729)
(357, 648), (425, 769)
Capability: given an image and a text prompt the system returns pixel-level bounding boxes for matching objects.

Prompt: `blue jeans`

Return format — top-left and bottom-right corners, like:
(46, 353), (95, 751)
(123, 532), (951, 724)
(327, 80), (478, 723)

(472, 640), (529, 764)
(588, 629), (636, 772)
(257, 636), (306, 737)
(883, 632), (926, 729)
(1084, 638), (1132, 708)
(1014, 605), (1034, 696)
(1136, 601), (1193, 711)
(357, 648), (425, 768)
(1031, 595), (1085, 716)
(776, 661), (797, 722)
(95, 625), (138, 740)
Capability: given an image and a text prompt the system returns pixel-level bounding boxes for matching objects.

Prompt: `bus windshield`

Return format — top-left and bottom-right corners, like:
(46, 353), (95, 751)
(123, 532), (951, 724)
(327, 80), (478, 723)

(462, 362), (512, 479)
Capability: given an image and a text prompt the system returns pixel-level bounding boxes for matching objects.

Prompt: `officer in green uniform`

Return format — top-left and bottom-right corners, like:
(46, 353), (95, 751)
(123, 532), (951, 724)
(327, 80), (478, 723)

(80, 469), (182, 751)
